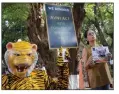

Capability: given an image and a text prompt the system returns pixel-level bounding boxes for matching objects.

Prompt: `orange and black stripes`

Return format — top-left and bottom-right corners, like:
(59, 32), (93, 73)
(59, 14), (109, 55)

(2, 69), (54, 90)
(56, 62), (69, 90)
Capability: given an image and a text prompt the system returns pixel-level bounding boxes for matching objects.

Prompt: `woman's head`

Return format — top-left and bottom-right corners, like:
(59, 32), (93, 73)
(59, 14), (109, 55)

(84, 30), (96, 43)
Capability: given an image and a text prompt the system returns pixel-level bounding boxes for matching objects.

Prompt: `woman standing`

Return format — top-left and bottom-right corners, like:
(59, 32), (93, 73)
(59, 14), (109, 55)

(80, 30), (112, 90)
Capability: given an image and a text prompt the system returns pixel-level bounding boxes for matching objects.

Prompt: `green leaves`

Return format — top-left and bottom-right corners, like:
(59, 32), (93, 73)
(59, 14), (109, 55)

(2, 3), (114, 53)
(2, 3), (30, 55)
(85, 4), (95, 21)
(81, 3), (113, 50)
(2, 3), (30, 21)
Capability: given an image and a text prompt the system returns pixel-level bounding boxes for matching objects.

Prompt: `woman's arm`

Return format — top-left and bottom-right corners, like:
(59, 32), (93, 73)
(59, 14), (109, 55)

(82, 48), (95, 70)
(81, 48), (89, 70)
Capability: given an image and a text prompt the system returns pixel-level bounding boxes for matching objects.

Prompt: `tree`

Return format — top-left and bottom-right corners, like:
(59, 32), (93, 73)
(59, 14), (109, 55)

(27, 3), (85, 76)
(81, 3), (113, 56)
(27, 3), (58, 77)
(2, 3), (30, 58)
(2, 3), (114, 76)
(69, 3), (85, 74)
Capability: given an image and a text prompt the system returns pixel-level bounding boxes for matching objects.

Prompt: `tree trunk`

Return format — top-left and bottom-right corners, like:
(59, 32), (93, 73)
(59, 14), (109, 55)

(69, 3), (85, 74)
(93, 3), (109, 46)
(27, 3), (57, 77)
(27, 3), (85, 76)
(93, 4), (114, 57)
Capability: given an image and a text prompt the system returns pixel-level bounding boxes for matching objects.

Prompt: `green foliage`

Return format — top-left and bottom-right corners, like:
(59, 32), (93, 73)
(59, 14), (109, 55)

(2, 3), (114, 53)
(59, 3), (73, 7)
(2, 3), (30, 21)
(2, 3), (30, 56)
(85, 4), (95, 21)
(81, 3), (114, 49)
(2, 3), (30, 41)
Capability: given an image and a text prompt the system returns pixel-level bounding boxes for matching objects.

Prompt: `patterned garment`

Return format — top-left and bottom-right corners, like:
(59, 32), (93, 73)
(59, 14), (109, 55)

(2, 69), (54, 90)
(56, 62), (69, 90)
(56, 48), (70, 89)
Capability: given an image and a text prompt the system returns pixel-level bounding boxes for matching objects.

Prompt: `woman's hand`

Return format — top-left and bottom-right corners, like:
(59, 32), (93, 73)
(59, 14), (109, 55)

(85, 56), (95, 69)
(95, 53), (112, 63)
(95, 59), (107, 63)
(89, 52), (112, 64)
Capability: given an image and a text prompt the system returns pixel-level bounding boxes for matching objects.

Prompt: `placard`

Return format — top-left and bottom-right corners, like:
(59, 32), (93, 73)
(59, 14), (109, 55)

(45, 4), (78, 49)
(92, 46), (110, 61)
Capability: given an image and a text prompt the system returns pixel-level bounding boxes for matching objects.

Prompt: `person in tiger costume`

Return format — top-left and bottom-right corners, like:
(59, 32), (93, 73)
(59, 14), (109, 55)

(2, 40), (57, 90)
(56, 47), (70, 89)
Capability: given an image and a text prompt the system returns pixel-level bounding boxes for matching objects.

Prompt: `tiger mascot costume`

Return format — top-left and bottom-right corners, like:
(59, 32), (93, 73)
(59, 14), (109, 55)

(56, 47), (70, 89)
(2, 41), (57, 90)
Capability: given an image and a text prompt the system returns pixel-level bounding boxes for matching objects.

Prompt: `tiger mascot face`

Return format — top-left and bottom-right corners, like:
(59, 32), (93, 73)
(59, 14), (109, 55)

(4, 41), (38, 78)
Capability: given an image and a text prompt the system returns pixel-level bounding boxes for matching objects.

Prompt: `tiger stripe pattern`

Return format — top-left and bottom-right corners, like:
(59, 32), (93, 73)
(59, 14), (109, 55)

(56, 48), (70, 90)
(56, 62), (69, 90)
(2, 69), (54, 90)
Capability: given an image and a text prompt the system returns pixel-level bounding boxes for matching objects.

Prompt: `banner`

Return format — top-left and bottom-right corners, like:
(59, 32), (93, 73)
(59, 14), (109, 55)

(45, 4), (78, 49)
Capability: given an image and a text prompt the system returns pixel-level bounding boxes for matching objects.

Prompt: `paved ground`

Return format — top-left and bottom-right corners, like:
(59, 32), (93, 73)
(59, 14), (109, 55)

(85, 87), (114, 90)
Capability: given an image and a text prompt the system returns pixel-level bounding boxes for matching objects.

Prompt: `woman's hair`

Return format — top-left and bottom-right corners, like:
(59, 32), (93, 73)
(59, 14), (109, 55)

(84, 30), (89, 44)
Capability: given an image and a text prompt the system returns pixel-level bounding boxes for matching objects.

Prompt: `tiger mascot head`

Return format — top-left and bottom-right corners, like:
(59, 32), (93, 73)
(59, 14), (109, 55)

(4, 40), (38, 78)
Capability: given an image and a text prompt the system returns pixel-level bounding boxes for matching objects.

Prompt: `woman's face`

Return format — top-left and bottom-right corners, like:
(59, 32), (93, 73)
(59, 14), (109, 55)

(87, 30), (96, 42)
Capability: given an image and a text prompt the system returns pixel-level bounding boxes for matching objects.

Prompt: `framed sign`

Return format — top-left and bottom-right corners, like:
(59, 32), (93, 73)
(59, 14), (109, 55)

(45, 4), (78, 49)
